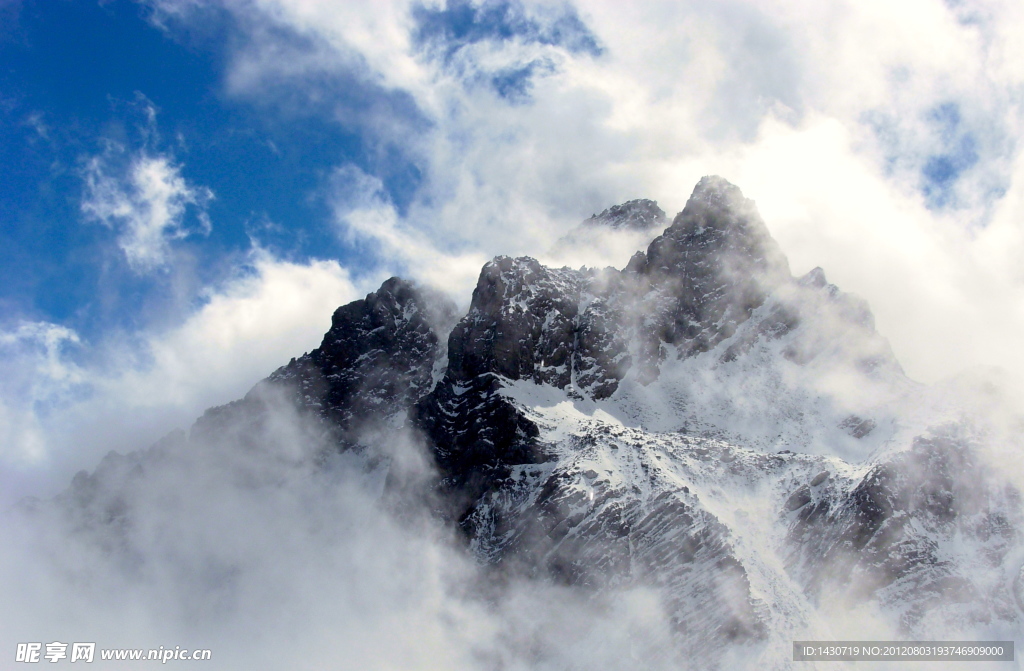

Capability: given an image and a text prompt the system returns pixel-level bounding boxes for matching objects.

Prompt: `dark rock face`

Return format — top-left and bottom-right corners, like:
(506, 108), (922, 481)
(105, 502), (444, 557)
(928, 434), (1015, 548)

(458, 430), (771, 651)
(840, 415), (876, 438)
(413, 258), (579, 511)
(446, 258), (581, 388)
(194, 277), (457, 450)
(624, 176), (791, 365)
(550, 199), (666, 261)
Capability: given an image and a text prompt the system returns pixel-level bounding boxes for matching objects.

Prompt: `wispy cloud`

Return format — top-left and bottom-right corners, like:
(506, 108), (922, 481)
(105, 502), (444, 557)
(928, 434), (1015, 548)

(328, 164), (488, 300)
(81, 148), (214, 272)
(0, 322), (84, 465)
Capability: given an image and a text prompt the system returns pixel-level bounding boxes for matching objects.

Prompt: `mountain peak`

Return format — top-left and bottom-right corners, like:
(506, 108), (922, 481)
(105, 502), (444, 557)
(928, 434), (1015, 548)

(688, 174), (744, 206)
(202, 276), (461, 448)
(632, 175), (790, 282)
(584, 198), (666, 231)
(800, 266), (829, 289)
(672, 176), (774, 242)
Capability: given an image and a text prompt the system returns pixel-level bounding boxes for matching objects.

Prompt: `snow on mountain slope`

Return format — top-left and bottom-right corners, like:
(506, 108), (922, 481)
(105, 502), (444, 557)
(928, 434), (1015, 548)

(476, 382), (861, 667)
(482, 376), (1023, 665)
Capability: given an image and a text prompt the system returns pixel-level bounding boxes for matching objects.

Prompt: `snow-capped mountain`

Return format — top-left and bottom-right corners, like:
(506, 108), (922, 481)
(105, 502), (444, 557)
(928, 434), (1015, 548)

(22, 177), (1024, 668)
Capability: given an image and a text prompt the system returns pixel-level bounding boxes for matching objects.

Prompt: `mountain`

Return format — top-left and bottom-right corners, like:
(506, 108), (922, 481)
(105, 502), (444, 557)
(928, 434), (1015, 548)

(582, 198), (667, 232)
(22, 177), (1024, 669)
(546, 198), (667, 270)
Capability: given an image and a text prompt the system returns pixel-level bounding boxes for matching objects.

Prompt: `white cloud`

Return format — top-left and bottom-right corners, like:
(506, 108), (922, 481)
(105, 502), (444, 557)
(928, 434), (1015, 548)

(136, 250), (355, 387)
(0, 322), (84, 465)
(726, 115), (1024, 392)
(106, 249), (361, 408)
(82, 149), (213, 272)
(328, 165), (489, 301)
(0, 251), (362, 507)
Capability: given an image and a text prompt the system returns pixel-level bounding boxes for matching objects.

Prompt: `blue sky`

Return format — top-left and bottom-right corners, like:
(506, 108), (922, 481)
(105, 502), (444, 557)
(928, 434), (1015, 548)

(1, 0), (398, 337)
(0, 0), (609, 340)
(2, 0), (1024, 504)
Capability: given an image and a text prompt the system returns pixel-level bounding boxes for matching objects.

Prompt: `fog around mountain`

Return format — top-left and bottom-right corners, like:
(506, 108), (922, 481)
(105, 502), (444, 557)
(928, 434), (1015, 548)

(3, 178), (1022, 669)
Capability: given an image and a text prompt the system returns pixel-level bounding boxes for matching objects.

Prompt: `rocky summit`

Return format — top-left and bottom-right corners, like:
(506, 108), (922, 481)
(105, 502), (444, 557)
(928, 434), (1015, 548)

(43, 177), (1024, 668)
(583, 198), (667, 231)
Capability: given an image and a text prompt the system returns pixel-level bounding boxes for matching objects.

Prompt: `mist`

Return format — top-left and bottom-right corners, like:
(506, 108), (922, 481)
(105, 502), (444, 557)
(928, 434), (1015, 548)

(0, 379), (692, 670)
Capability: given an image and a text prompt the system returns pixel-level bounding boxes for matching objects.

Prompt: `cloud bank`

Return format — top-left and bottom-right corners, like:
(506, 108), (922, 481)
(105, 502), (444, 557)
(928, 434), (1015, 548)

(0, 250), (360, 507)
(0, 384), (687, 670)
